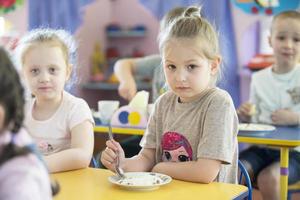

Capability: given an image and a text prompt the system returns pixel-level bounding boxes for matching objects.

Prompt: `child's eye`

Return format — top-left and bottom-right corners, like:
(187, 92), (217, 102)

(187, 64), (197, 71)
(49, 67), (56, 74)
(30, 68), (39, 75)
(293, 38), (300, 42)
(167, 64), (176, 70)
(277, 36), (285, 41)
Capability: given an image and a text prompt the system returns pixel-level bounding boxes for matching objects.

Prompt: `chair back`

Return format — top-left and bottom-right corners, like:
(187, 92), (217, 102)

(288, 181), (300, 200)
(91, 157), (99, 168)
(238, 160), (252, 200)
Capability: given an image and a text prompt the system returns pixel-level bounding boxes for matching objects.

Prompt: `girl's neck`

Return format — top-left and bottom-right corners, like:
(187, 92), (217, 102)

(35, 92), (63, 107)
(33, 92), (63, 120)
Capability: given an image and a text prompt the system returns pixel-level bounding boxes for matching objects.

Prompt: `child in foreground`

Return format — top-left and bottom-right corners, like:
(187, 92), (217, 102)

(0, 47), (53, 200)
(106, 7), (186, 161)
(101, 6), (238, 183)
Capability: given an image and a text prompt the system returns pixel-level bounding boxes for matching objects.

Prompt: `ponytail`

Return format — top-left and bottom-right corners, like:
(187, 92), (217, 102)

(183, 6), (201, 18)
(0, 142), (60, 196)
(0, 142), (31, 166)
(0, 47), (60, 196)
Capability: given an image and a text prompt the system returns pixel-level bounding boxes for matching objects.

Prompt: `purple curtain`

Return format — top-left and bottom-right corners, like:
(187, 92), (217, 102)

(139, 0), (240, 107)
(28, 0), (94, 33)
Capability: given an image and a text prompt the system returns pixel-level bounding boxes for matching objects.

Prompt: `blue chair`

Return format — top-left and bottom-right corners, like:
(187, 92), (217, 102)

(238, 160), (300, 200)
(238, 160), (252, 200)
(90, 156), (99, 168)
(288, 181), (300, 200)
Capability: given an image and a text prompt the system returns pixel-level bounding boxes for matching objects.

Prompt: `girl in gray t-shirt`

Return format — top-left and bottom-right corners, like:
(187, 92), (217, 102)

(101, 6), (238, 184)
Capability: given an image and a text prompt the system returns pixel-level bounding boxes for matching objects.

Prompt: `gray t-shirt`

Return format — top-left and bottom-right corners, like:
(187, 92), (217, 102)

(140, 88), (238, 183)
(135, 55), (165, 102)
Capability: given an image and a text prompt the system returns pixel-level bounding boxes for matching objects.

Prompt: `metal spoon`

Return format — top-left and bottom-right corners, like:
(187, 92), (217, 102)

(108, 124), (126, 179)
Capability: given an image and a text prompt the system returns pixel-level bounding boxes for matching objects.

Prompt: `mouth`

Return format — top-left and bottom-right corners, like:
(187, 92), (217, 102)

(176, 86), (190, 90)
(38, 87), (52, 91)
(281, 52), (294, 57)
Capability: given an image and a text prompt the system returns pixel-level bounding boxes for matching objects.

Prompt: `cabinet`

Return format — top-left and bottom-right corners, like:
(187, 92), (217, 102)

(106, 29), (146, 38)
(105, 25), (147, 67)
(81, 81), (151, 91)
(100, 25), (149, 88)
(81, 25), (149, 109)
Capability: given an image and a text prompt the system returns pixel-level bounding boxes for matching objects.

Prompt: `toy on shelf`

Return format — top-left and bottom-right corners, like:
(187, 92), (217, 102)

(131, 24), (146, 32)
(132, 48), (144, 57)
(106, 47), (120, 60)
(106, 23), (146, 37)
(107, 73), (119, 83)
(90, 43), (106, 82)
(103, 23), (147, 84)
(111, 91), (149, 128)
(106, 23), (122, 32)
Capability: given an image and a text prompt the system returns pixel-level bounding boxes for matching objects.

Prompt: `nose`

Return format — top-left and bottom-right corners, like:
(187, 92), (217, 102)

(38, 71), (50, 83)
(283, 39), (293, 49)
(175, 68), (187, 82)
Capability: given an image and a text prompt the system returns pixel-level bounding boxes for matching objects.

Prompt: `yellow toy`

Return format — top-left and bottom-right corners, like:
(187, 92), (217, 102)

(91, 43), (106, 82)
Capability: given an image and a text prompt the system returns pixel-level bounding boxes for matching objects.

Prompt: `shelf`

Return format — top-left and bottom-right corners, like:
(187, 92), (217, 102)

(82, 81), (151, 90)
(106, 30), (146, 38)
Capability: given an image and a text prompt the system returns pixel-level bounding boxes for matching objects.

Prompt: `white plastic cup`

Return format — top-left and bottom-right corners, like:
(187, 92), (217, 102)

(98, 100), (120, 125)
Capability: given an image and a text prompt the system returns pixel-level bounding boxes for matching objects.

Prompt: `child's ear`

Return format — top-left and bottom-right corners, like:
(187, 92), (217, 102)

(66, 64), (73, 81)
(210, 56), (221, 76)
(268, 36), (273, 48)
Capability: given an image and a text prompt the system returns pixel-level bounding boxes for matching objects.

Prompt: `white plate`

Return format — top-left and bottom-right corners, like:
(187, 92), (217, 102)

(239, 123), (276, 132)
(108, 172), (172, 191)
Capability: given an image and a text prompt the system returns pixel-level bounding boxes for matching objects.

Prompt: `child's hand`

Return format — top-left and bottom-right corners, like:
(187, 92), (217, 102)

(271, 109), (298, 125)
(237, 102), (255, 122)
(100, 140), (125, 172)
(118, 80), (137, 101)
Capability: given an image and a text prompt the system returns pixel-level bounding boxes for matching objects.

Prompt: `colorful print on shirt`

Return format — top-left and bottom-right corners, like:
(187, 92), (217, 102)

(287, 87), (300, 104)
(38, 140), (54, 154)
(161, 132), (193, 162)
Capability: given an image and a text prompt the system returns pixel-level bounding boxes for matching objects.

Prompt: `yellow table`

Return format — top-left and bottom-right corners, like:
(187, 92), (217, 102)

(238, 126), (300, 200)
(52, 168), (248, 200)
(94, 125), (144, 135)
(95, 125), (300, 199)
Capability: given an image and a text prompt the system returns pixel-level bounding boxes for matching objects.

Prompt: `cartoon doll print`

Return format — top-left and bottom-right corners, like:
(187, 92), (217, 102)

(161, 131), (193, 162)
(38, 140), (54, 154)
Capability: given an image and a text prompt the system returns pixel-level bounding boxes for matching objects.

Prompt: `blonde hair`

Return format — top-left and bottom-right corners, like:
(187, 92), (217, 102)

(158, 6), (221, 83)
(16, 28), (77, 67)
(16, 28), (78, 88)
(160, 7), (186, 31)
(271, 10), (300, 33)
